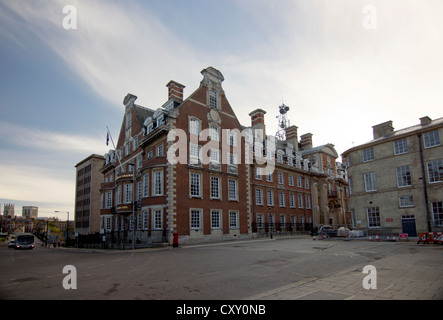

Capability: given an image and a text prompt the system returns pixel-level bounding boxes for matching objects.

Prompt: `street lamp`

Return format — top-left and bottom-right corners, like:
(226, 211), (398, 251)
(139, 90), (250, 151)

(128, 162), (135, 250)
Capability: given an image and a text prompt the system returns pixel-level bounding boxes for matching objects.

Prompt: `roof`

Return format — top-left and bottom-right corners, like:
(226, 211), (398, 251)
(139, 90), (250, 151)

(342, 116), (443, 155)
(301, 144), (339, 158)
(133, 104), (155, 126)
(75, 154), (105, 167)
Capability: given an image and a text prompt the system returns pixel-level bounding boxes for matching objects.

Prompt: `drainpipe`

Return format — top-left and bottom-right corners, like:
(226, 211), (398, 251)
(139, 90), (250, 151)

(417, 133), (432, 232)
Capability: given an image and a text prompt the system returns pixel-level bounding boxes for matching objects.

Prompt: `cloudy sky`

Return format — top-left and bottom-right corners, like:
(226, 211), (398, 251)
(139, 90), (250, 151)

(1, 0), (442, 220)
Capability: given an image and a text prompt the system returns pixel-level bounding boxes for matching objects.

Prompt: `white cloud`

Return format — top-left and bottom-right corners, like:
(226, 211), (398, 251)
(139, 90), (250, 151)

(0, 122), (108, 156)
(0, 0), (203, 109)
(0, 163), (74, 207)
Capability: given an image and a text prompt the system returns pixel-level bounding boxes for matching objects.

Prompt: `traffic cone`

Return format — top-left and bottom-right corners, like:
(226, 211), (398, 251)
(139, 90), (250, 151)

(375, 234), (379, 242)
(368, 235), (373, 241)
(392, 235), (396, 241)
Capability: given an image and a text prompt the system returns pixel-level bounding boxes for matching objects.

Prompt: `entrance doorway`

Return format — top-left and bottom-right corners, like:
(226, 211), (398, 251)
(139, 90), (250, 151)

(401, 215), (417, 237)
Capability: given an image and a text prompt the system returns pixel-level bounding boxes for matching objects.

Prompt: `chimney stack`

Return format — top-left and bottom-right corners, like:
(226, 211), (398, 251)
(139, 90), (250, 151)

(372, 120), (394, 139)
(300, 133), (313, 150)
(285, 125), (298, 150)
(420, 116), (432, 126)
(166, 80), (185, 102)
(249, 109), (267, 139)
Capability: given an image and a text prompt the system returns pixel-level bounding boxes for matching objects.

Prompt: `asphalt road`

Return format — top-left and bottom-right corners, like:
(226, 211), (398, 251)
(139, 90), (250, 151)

(0, 237), (437, 300)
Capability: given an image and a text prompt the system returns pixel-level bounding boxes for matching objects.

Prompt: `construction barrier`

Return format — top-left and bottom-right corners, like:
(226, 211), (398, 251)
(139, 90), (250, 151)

(399, 233), (409, 241)
(435, 234), (443, 245)
(417, 232), (443, 244)
(386, 235), (397, 242)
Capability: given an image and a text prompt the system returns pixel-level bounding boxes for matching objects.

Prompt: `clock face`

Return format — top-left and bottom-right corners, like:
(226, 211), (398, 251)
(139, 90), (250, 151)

(209, 109), (220, 122)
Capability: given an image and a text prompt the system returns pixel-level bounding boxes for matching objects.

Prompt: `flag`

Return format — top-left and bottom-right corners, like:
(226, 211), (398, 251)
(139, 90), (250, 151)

(106, 132), (110, 146)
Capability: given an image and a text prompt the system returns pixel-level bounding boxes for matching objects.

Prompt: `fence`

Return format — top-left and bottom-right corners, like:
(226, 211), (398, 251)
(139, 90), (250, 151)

(68, 229), (169, 249)
(252, 222), (313, 237)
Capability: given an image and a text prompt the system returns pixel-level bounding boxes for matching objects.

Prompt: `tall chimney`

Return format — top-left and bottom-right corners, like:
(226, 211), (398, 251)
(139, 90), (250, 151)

(249, 109), (267, 139)
(166, 80), (185, 102)
(300, 133), (313, 150)
(372, 120), (394, 139)
(420, 116), (432, 126)
(285, 125), (298, 151)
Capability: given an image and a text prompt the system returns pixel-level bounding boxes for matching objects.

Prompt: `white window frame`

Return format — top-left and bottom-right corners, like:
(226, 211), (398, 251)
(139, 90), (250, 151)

(396, 165), (412, 187)
(228, 179), (238, 201)
(298, 194), (303, 208)
(209, 125), (220, 141)
(431, 202), (443, 227)
(427, 159), (443, 183)
(306, 195), (311, 209)
(157, 144), (163, 156)
(105, 191), (112, 209)
(297, 176), (302, 188)
(289, 193), (296, 208)
(190, 209), (202, 230)
(278, 172), (284, 185)
(279, 192), (285, 207)
(124, 183), (132, 204)
(423, 130), (440, 149)
(143, 174), (149, 197)
(399, 195), (414, 208)
(210, 176), (221, 199)
(229, 210), (239, 229)
(211, 209), (221, 229)
(362, 147), (374, 162)
(364, 172), (377, 192)
(189, 117), (201, 136)
(305, 178), (310, 189)
(256, 188), (263, 205)
(393, 138), (408, 155)
(189, 143), (201, 164)
(267, 190), (274, 206)
(117, 185), (122, 205)
(256, 213), (264, 229)
(152, 209), (162, 230)
(142, 211), (149, 230)
(367, 207), (381, 228)
(153, 170), (163, 196)
(288, 175), (294, 186)
(190, 172), (202, 198)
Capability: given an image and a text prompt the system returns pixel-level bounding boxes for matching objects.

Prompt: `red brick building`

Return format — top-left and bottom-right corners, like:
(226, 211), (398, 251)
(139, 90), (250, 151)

(96, 67), (349, 247)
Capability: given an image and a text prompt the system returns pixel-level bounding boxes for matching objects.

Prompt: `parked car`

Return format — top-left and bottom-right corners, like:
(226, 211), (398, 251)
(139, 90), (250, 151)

(8, 239), (16, 249)
(318, 225), (337, 237)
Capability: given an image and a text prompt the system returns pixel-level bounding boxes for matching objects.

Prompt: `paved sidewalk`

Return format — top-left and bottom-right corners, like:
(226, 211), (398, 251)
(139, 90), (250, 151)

(246, 242), (443, 300)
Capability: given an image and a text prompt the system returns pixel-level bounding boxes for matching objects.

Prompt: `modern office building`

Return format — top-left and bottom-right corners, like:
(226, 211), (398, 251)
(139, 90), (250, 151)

(74, 154), (105, 235)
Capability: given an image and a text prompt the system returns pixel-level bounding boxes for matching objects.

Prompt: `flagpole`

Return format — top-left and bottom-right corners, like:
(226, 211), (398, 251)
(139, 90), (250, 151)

(106, 126), (122, 168)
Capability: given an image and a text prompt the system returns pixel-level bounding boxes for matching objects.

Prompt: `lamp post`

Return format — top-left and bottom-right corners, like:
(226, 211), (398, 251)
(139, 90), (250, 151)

(128, 162), (135, 250)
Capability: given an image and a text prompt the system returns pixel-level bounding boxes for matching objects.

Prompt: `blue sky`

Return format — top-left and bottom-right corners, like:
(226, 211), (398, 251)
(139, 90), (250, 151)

(1, 0), (442, 220)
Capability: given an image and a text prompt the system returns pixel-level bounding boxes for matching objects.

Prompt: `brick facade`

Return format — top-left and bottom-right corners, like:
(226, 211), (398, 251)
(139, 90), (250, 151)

(95, 67), (349, 246)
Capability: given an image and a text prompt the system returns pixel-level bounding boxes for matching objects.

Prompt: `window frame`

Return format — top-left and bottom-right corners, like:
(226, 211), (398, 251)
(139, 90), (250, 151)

(362, 147), (375, 162)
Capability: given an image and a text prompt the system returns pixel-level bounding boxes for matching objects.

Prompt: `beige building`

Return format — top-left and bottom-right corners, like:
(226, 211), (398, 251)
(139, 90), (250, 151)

(74, 154), (105, 235)
(342, 116), (443, 237)
(22, 206), (38, 218)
